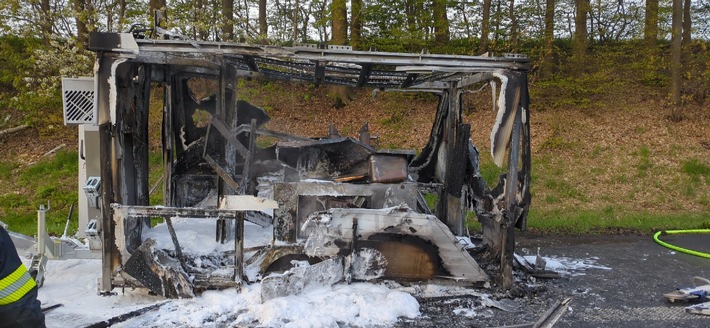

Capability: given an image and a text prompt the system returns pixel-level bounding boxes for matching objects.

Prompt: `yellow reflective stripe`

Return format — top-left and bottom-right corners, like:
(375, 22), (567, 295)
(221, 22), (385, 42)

(0, 265), (27, 289)
(0, 264), (36, 305)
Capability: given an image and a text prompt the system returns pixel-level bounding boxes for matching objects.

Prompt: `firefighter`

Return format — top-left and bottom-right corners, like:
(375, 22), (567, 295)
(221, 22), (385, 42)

(0, 226), (45, 328)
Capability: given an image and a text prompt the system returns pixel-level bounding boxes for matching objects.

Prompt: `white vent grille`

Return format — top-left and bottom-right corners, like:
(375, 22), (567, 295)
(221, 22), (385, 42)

(62, 77), (95, 125)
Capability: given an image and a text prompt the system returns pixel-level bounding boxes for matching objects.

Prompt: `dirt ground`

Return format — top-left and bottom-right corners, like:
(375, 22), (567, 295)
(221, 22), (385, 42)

(399, 234), (710, 328)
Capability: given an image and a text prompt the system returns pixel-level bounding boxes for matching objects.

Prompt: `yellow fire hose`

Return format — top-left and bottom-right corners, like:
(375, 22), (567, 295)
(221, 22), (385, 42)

(653, 229), (710, 259)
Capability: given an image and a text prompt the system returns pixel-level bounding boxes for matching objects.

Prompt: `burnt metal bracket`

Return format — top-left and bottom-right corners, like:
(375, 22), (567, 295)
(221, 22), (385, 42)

(203, 115), (249, 190)
(357, 64), (373, 87)
(314, 61), (325, 85)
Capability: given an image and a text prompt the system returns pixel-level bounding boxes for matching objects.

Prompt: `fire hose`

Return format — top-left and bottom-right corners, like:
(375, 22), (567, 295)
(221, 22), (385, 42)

(653, 229), (710, 259)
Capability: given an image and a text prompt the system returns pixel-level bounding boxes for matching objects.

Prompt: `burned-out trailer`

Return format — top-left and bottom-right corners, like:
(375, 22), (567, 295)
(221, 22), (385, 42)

(86, 31), (531, 297)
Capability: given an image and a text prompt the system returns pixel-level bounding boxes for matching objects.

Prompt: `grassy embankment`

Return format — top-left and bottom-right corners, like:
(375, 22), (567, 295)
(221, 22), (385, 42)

(1, 42), (709, 238)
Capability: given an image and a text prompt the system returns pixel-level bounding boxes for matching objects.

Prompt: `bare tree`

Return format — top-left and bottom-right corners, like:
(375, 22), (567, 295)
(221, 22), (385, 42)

(222, 0), (234, 40)
(259, 0), (267, 38)
(433, 0), (450, 46)
(73, 0), (89, 48)
(118, 0), (126, 31)
(350, 0), (363, 50)
(149, 0), (166, 28)
(331, 0), (347, 44)
(509, 0), (518, 51)
(405, 0), (417, 36)
(573, 0), (589, 60)
(682, 0), (691, 47)
(293, 0), (299, 42)
(671, 0), (682, 106)
(40, 0), (52, 44)
(542, 0), (555, 78)
(480, 0), (492, 53)
(644, 0), (658, 51)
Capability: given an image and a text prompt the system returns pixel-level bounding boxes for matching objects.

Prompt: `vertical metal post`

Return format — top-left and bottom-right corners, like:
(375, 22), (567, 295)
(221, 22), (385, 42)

(500, 87), (523, 290)
(240, 119), (258, 195)
(99, 123), (115, 294)
(217, 58), (228, 243)
(135, 64), (152, 231)
(162, 77), (174, 206)
(443, 87), (465, 236)
(233, 212), (244, 283)
(37, 205), (46, 258)
(218, 60), (239, 243)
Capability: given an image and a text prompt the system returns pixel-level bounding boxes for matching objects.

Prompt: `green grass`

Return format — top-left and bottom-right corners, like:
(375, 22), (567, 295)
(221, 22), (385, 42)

(682, 158), (710, 182)
(0, 150), (78, 237)
(148, 151), (165, 226)
(2, 140), (706, 239)
(478, 159), (506, 187)
(0, 162), (19, 180)
(635, 146), (652, 177)
(422, 193), (438, 210)
(0, 158), (705, 239)
(527, 208), (710, 235)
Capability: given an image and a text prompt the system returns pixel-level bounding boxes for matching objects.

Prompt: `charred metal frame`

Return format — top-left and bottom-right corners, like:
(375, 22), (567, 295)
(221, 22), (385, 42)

(89, 32), (532, 294)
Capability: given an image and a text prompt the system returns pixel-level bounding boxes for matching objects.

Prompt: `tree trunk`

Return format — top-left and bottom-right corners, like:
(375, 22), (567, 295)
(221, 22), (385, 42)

(433, 0), (450, 46)
(300, 4), (309, 42)
(494, 0), (501, 44)
(460, 3), (472, 41)
(149, 0), (167, 28)
(293, 0), (299, 42)
(118, 0), (127, 31)
(589, 0), (595, 41)
(405, 0), (417, 35)
(350, 0), (363, 50)
(331, 0), (347, 44)
(644, 0), (658, 51)
(259, 0), (267, 38)
(509, 0), (518, 51)
(74, 0), (88, 48)
(222, 0), (234, 41)
(195, 0), (208, 40)
(331, 0), (351, 106)
(573, 0), (589, 61)
(480, 0), (492, 54)
(417, 0), (427, 41)
(40, 0), (51, 44)
(542, 0), (555, 79)
(682, 0), (691, 47)
(671, 0), (682, 107)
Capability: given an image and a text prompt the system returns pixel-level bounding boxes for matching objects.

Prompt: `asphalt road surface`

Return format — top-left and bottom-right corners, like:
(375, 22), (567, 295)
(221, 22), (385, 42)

(402, 234), (710, 328)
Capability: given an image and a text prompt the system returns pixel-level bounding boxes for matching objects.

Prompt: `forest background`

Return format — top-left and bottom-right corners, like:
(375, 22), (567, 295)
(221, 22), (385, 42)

(0, 0), (708, 237)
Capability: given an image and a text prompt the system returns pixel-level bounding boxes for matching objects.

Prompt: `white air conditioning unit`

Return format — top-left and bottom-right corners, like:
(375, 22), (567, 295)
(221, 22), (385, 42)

(62, 77), (95, 125)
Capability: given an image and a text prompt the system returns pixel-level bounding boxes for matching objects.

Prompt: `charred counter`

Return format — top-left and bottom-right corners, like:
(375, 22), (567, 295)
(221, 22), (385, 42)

(87, 32), (532, 296)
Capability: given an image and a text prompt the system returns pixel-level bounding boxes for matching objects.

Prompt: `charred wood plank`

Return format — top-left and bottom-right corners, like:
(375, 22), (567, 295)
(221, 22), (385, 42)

(533, 298), (572, 328)
(112, 204), (244, 219)
(122, 239), (194, 298)
(204, 153), (241, 191)
(164, 217), (188, 272)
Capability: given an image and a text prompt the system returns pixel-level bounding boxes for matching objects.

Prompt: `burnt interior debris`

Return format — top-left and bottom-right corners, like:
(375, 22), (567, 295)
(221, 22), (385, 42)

(359, 233), (451, 280)
(89, 31), (532, 296)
